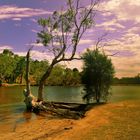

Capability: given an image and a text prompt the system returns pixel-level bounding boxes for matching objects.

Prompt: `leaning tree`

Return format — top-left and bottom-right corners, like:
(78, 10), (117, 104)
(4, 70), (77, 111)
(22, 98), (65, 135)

(24, 0), (100, 110)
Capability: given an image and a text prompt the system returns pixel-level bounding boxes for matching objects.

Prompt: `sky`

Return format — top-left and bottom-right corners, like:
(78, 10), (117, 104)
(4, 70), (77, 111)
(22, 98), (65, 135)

(0, 0), (140, 78)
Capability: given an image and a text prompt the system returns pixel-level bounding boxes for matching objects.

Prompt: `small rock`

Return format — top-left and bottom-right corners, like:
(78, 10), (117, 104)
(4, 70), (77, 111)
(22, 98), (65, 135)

(64, 127), (72, 130)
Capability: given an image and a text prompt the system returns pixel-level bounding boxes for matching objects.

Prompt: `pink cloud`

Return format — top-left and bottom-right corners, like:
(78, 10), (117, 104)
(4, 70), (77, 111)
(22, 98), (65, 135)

(0, 5), (52, 20)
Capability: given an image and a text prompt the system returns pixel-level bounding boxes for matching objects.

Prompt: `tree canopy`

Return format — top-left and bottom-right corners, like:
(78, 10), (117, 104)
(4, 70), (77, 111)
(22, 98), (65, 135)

(36, 0), (99, 101)
(81, 49), (115, 103)
(0, 50), (48, 84)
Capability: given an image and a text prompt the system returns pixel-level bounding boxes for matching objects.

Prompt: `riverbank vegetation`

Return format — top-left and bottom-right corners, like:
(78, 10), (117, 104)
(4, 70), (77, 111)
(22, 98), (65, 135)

(0, 49), (140, 87)
(0, 49), (81, 86)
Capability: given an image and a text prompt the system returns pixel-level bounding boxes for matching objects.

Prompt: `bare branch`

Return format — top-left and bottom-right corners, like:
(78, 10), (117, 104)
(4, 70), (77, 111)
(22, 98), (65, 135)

(57, 57), (82, 63)
(107, 52), (119, 56)
(93, 33), (119, 57)
(95, 32), (108, 49)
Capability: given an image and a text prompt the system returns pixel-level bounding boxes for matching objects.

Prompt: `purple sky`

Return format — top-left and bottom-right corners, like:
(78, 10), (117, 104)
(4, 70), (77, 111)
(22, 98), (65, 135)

(0, 0), (140, 77)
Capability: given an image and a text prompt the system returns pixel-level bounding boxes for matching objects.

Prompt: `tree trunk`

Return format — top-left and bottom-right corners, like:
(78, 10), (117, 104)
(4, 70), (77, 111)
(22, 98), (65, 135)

(95, 86), (100, 103)
(26, 50), (31, 95)
(20, 73), (23, 84)
(38, 82), (44, 101)
(24, 49), (32, 110)
(38, 64), (54, 101)
(23, 48), (38, 111)
(96, 91), (100, 103)
(23, 48), (54, 112)
(96, 98), (100, 103)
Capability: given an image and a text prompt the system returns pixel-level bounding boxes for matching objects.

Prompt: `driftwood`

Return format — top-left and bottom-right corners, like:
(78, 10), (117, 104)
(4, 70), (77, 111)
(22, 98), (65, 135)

(23, 47), (48, 111)
(38, 101), (90, 119)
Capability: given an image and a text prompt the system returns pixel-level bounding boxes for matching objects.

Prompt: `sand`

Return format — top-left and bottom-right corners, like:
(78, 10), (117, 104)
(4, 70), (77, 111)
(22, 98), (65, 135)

(0, 100), (140, 140)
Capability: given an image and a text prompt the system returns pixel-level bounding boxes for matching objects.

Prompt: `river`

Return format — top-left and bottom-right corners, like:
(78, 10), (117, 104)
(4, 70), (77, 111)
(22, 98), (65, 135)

(0, 85), (140, 133)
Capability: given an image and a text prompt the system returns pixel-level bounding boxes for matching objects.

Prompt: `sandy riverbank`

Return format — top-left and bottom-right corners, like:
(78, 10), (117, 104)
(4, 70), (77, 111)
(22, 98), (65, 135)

(0, 100), (140, 140)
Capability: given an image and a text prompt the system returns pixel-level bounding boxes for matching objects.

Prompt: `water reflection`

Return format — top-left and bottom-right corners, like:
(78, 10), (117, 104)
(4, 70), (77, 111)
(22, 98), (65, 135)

(0, 86), (84, 133)
(23, 111), (32, 122)
(0, 103), (36, 133)
(0, 85), (140, 133)
(45, 86), (84, 103)
(0, 86), (25, 105)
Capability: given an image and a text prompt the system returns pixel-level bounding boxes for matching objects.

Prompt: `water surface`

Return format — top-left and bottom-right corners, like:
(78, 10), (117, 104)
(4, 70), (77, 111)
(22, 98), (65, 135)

(0, 85), (140, 133)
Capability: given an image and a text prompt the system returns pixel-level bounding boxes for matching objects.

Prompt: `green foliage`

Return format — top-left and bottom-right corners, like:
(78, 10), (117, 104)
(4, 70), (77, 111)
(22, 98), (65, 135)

(0, 50), (49, 84)
(83, 17), (94, 28)
(2, 49), (14, 56)
(38, 18), (49, 28)
(13, 57), (26, 84)
(37, 9), (75, 46)
(37, 31), (52, 46)
(81, 49), (115, 103)
(47, 65), (65, 86)
(0, 50), (17, 83)
(0, 50), (81, 86)
(30, 60), (49, 84)
(37, 0), (96, 54)
(46, 66), (81, 86)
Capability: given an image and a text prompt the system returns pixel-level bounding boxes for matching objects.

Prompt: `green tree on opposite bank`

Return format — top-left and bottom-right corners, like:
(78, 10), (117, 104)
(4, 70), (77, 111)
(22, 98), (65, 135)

(0, 49), (81, 86)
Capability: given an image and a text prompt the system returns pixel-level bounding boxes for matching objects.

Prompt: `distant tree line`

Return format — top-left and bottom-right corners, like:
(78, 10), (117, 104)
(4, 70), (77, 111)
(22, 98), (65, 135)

(0, 49), (81, 86)
(113, 75), (140, 85)
(1, 49), (140, 87)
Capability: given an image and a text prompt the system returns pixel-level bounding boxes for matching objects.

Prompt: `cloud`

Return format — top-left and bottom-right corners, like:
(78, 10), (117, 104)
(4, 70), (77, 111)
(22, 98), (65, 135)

(0, 5), (52, 20)
(80, 29), (140, 78)
(127, 26), (140, 34)
(12, 18), (22, 21)
(30, 18), (37, 23)
(27, 42), (44, 47)
(0, 45), (52, 62)
(15, 50), (53, 62)
(30, 50), (53, 61)
(111, 55), (140, 77)
(96, 19), (125, 31)
(0, 45), (13, 53)
(102, 0), (140, 23)
(79, 39), (93, 45)
(15, 52), (27, 56)
(106, 32), (140, 77)
(31, 29), (38, 33)
(61, 59), (83, 71)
